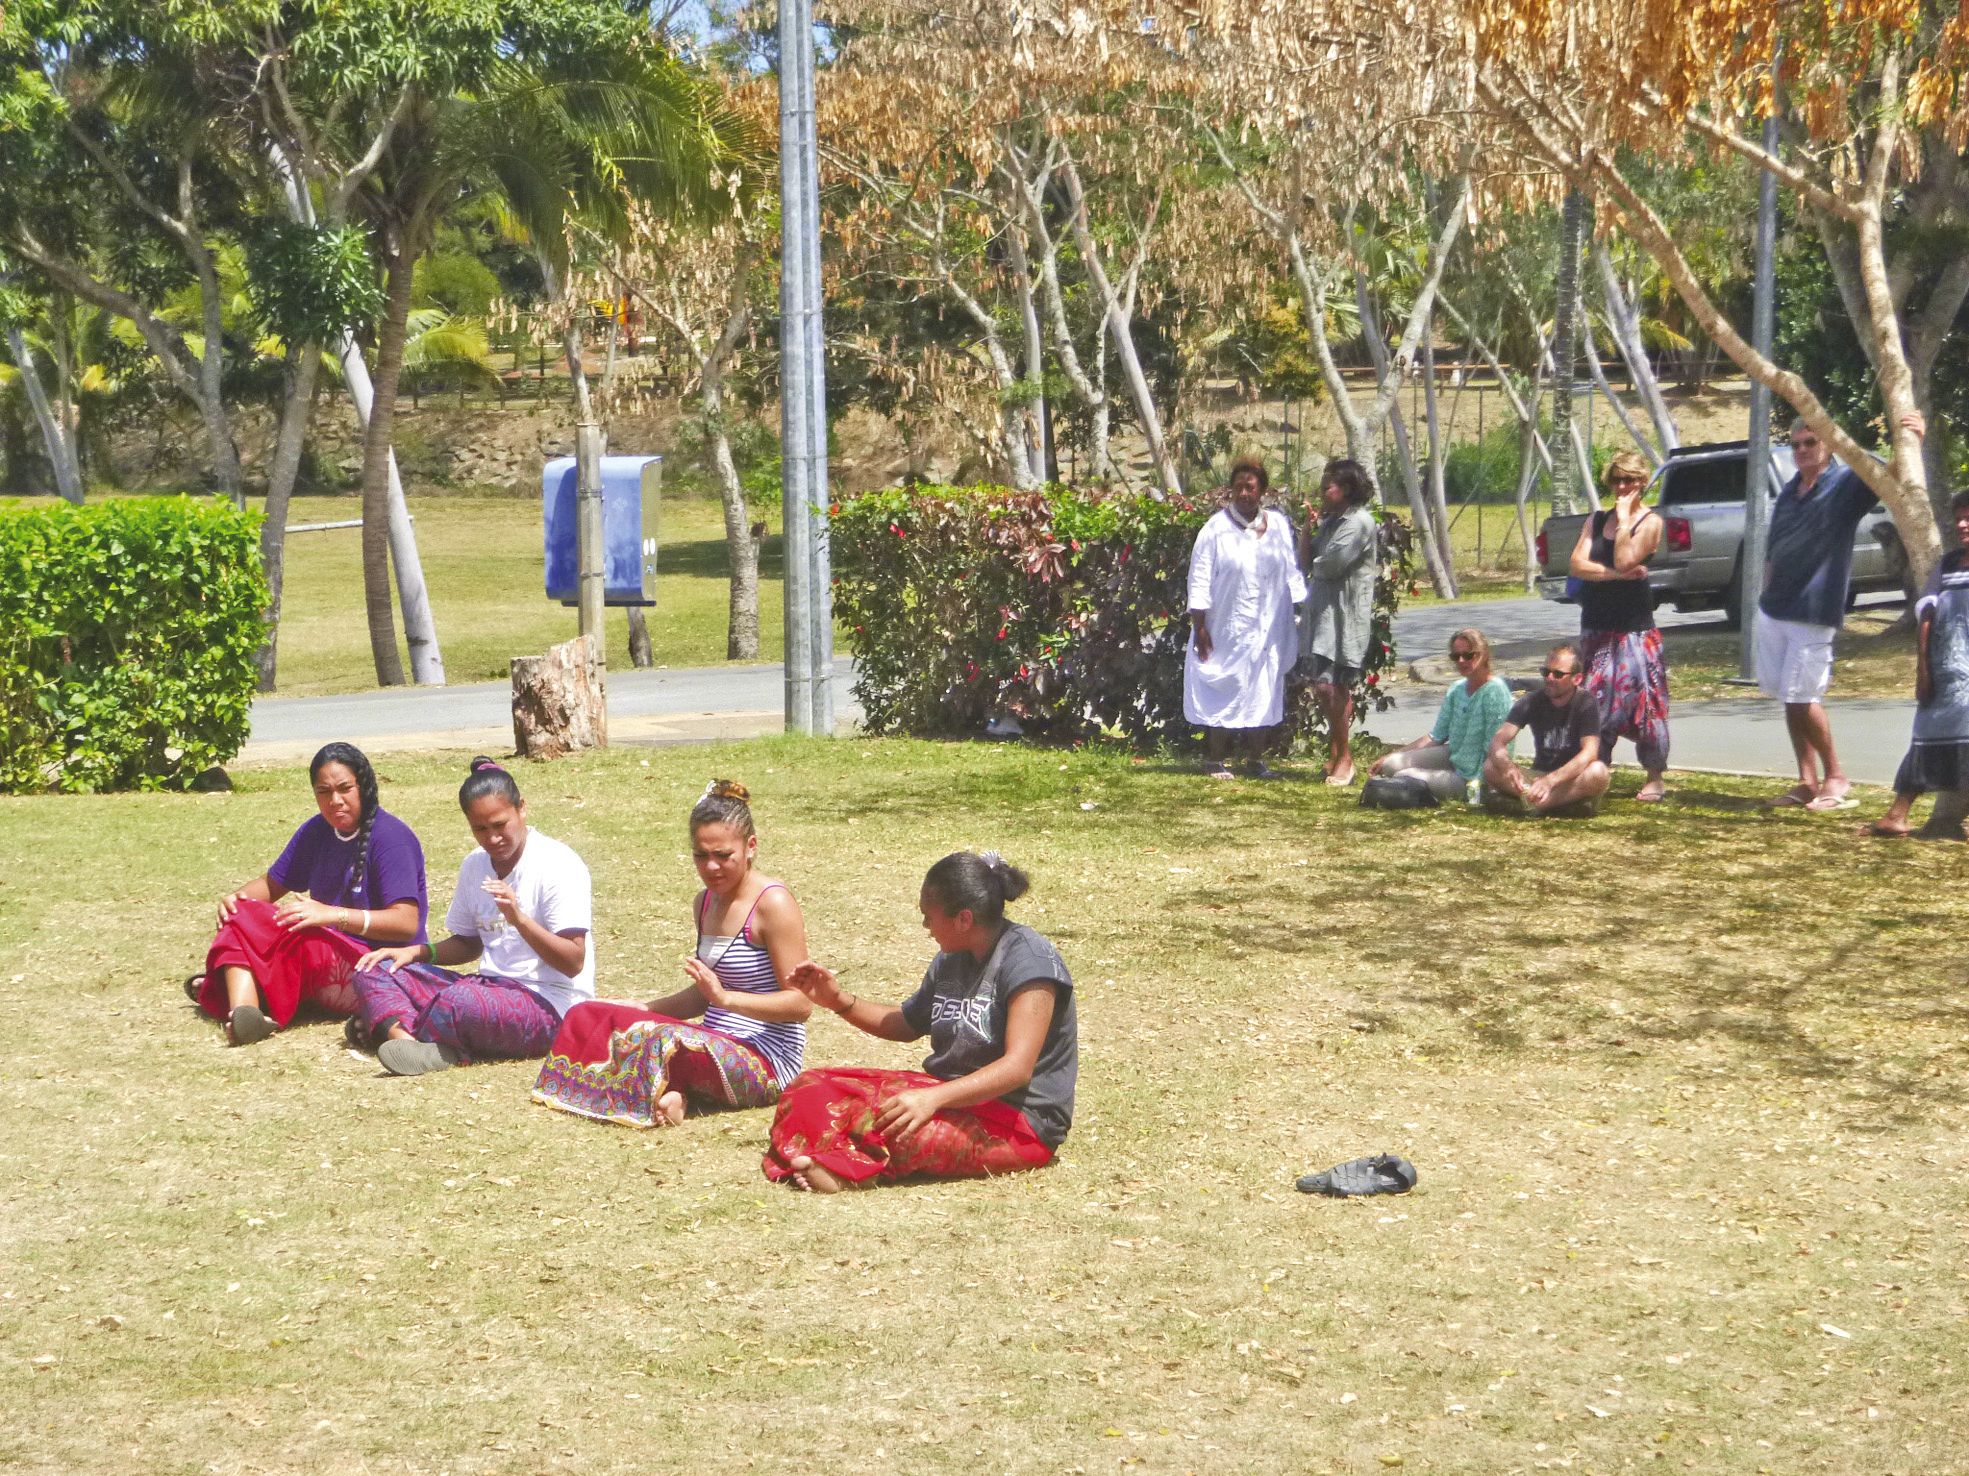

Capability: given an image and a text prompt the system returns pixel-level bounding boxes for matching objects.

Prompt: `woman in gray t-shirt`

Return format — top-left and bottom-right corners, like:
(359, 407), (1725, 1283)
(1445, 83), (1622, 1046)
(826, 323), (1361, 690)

(765, 852), (1077, 1193)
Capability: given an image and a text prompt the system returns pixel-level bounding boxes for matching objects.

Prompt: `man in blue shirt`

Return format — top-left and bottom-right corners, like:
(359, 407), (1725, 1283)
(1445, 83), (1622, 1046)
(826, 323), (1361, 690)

(1755, 413), (1921, 809)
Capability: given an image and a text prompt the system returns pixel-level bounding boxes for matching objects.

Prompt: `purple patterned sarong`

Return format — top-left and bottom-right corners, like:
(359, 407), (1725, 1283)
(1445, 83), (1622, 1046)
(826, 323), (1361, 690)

(350, 964), (560, 1063)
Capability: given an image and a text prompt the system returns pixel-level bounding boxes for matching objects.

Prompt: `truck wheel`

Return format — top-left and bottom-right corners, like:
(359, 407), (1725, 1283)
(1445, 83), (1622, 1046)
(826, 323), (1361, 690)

(1722, 559), (1745, 631)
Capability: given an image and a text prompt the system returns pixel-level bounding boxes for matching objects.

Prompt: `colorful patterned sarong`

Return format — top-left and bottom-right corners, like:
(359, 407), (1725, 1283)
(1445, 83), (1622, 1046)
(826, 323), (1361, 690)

(350, 964), (559, 1063)
(1581, 627), (1671, 772)
(761, 1067), (1054, 1186)
(531, 1003), (780, 1127)
(195, 897), (366, 1027)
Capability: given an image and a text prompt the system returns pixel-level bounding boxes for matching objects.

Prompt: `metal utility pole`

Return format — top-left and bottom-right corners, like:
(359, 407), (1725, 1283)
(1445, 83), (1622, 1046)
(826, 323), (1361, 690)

(575, 421), (607, 671)
(778, 0), (832, 734)
(1738, 105), (1782, 681)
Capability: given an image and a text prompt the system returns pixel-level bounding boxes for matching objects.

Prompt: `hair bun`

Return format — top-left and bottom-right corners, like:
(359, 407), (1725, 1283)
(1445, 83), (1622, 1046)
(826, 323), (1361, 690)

(704, 778), (750, 802)
(470, 756), (505, 775)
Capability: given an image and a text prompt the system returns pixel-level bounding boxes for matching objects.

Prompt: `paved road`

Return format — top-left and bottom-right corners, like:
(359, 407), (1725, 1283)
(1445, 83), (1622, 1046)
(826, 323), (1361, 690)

(246, 658), (860, 765)
(246, 597), (1910, 784)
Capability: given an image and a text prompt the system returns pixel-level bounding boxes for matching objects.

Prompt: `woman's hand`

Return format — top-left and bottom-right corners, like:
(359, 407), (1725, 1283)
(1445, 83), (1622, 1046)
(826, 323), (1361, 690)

(786, 960), (847, 1011)
(481, 878), (522, 926)
(272, 896), (340, 932)
(216, 891), (247, 927)
(355, 943), (421, 973)
(872, 1086), (942, 1143)
(683, 956), (728, 1008)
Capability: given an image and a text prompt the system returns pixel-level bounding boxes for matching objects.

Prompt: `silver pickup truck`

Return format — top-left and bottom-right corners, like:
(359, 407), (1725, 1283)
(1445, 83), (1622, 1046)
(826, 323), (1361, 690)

(1534, 440), (1905, 626)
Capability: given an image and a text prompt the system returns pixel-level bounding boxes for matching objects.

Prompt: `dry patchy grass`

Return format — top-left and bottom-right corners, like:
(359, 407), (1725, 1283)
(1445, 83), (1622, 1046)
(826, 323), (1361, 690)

(1, 741), (1965, 1474)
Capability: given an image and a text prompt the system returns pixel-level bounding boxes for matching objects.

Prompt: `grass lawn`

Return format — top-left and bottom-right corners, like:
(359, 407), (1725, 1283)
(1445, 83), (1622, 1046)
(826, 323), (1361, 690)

(272, 493), (797, 696)
(1403, 500), (1551, 607)
(2, 740), (1964, 1473)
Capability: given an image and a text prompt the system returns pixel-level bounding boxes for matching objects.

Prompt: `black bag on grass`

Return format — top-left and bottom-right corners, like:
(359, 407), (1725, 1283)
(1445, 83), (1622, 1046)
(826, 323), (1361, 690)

(1358, 774), (1439, 810)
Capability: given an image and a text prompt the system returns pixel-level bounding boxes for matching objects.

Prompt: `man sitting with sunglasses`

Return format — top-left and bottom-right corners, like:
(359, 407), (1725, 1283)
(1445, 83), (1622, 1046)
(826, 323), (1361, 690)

(1482, 644), (1611, 816)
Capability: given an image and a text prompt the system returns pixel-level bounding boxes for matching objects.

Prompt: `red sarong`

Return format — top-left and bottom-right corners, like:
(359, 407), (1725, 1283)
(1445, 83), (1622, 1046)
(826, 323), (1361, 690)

(762, 1067), (1054, 1186)
(194, 897), (367, 1027)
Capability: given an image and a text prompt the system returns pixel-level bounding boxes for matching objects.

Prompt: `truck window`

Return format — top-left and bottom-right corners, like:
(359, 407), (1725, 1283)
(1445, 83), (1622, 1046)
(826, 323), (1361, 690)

(1658, 458), (1754, 506)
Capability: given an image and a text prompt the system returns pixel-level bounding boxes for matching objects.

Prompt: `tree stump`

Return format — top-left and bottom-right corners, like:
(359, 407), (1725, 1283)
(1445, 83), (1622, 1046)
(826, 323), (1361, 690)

(511, 634), (607, 759)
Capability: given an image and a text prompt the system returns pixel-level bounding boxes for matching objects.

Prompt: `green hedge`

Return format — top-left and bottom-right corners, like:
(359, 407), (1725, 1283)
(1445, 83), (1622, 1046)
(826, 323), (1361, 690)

(0, 497), (268, 792)
(833, 483), (1413, 750)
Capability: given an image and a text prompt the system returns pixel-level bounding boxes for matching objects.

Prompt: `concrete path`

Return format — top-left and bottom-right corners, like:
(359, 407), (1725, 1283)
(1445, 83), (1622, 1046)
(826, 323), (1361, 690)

(245, 596), (1911, 785)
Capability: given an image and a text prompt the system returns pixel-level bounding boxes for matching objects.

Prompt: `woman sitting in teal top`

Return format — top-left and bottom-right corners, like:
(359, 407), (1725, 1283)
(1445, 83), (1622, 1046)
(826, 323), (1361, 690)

(1370, 626), (1514, 802)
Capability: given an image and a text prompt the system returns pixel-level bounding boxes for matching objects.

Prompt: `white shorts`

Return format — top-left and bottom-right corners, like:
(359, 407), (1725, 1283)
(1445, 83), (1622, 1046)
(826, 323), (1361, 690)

(1755, 613), (1836, 704)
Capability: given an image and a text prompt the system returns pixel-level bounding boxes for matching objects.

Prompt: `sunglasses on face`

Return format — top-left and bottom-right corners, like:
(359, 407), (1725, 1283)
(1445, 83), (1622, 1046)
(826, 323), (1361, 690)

(1450, 649), (1478, 662)
(1610, 476), (1645, 488)
(1542, 667), (1579, 680)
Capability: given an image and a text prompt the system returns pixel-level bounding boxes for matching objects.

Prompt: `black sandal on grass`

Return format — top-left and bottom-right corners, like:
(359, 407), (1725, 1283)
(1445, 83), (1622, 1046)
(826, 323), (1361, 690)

(1296, 1153), (1418, 1198)
(183, 974), (205, 1004)
(228, 1004), (276, 1046)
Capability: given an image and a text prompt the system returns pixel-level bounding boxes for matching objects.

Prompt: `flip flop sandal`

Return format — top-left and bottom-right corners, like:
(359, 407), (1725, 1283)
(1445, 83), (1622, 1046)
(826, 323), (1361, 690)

(1805, 794), (1858, 812)
(229, 1004), (276, 1046)
(1249, 762), (1284, 780)
(183, 973), (205, 1004)
(343, 1017), (375, 1053)
(1204, 765), (1237, 781)
(1296, 1153), (1418, 1197)
(1771, 786), (1816, 808)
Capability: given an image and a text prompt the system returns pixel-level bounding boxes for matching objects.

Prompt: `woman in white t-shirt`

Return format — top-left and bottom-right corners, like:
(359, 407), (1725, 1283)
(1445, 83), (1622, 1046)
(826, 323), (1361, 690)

(351, 756), (595, 1076)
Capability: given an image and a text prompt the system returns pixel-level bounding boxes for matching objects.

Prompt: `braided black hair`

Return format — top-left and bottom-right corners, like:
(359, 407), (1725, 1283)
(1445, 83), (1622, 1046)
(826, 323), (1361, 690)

(459, 755), (523, 810)
(690, 779), (755, 839)
(922, 851), (1030, 929)
(309, 742), (379, 896)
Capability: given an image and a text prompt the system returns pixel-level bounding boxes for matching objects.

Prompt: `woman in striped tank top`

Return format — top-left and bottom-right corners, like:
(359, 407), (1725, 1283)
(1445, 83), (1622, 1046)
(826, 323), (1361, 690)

(531, 781), (813, 1128)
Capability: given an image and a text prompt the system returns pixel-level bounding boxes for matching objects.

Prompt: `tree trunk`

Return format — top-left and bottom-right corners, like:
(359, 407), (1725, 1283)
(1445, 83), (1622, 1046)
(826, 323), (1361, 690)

(1356, 271), (1456, 597)
(254, 343), (323, 691)
(511, 633), (608, 758)
(1057, 156), (1181, 497)
(1550, 188), (1588, 515)
(3, 329), (84, 503)
(1578, 315), (1659, 464)
(358, 238), (418, 686)
(1004, 223), (1049, 488)
(339, 330), (444, 684)
(1420, 324), (1455, 579)
(1592, 244), (1677, 453)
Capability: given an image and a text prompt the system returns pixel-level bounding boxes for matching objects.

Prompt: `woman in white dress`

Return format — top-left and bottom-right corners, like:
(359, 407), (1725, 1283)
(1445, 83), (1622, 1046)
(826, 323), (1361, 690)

(1185, 457), (1308, 779)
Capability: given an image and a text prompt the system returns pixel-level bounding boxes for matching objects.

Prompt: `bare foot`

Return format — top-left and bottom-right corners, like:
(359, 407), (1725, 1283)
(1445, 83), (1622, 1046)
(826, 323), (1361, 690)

(653, 1090), (686, 1127)
(784, 1154), (856, 1194)
(1862, 820), (1912, 838)
(1635, 778), (1666, 803)
(1771, 782), (1817, 808)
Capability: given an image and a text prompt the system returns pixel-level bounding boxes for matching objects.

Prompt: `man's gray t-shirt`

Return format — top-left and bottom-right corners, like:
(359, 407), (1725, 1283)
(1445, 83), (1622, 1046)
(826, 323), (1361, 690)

(900, 923), (1077, 1148)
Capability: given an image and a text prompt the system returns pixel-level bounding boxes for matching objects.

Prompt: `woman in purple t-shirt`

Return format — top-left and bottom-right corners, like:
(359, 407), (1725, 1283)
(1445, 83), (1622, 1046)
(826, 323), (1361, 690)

(187, 743), (428, 1045)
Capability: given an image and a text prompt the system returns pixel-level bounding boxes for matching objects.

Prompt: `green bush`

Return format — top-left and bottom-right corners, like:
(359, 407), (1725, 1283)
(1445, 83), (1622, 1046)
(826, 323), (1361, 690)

(0, 497), (268, 792)
(1379, 418), (1623, 506)
(833, 483), (1413, 751)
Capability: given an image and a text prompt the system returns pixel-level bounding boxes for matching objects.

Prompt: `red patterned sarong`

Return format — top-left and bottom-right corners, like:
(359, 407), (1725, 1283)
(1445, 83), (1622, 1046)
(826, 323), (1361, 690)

(761, 1067), (1054, 1186)
(1581, 627), (1670, 772)
(531, 1003), (780, 1127)
(194, 897), (366, 1027)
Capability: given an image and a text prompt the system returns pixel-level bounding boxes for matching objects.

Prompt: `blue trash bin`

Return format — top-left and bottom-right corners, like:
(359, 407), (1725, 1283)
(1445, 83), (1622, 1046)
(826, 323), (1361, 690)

(543, 455), (662, 606)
